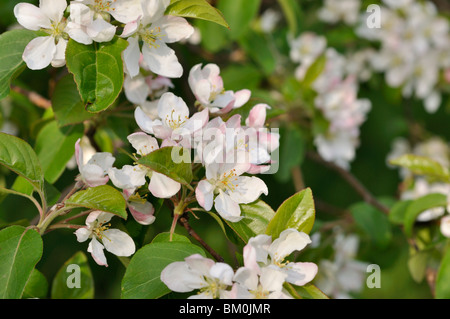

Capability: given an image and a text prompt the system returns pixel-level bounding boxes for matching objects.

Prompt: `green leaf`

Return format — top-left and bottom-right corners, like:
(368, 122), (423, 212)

(403, 193), (448, 237)
(293, 283), (329, 299)
(389, 154), (450, 182)
(0, 29), (38, 99)
(238, 30), (276, 75)
(52, 74), (95, 126)
(195, 19), (230, 53)
(65, 37), (128, 113)
(22, 269), (48, 299)
(266, 188), (315, 239)
(218, 0), (261, 40)
(408, 250), (430, 283)
(277, 0), (302, 36)
(35, 121), (83, 184)
(151, 232), (191, 244)
(121, 242), (206, 299)
(65, 185), (128, 219)
(0, 132), (44, 191)
(0, 226), (43, 299)
(51, 251), (94, 299)
(302, 54), (327, 87)
(388, 199), (412, 225)
(436, 245), (450, 299)
(167, 0), (229, 29)
(225, 200), (276, 243)
(350, 201), (392, 249)
(138, 146), (193, 188)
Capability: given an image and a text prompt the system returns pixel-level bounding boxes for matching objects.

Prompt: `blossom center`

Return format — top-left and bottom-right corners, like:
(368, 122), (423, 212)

(93, 221), (111, 241)
(216, 169), (238, 192)
(199, 278), (227, 299)
(93, 0), (116, 13)
(250, 284), (270, 299)
(140, 26), (163, 49)
(164, 109), (188, 129)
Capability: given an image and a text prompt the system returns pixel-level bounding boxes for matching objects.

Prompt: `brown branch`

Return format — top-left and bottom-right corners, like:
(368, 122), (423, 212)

(292, 166), (305, 192)
(11, 85), (51, 109)
(306, 151), (390, 215)
(178, 216), (225, 262)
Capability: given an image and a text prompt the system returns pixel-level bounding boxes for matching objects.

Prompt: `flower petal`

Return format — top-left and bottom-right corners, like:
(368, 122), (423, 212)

(102, 229), (136, 257)
(14, 3), (51, 31)
(161, 261), (206, 293)
(108, 165), (147, 190)
(74, 227), (91, 243)
(127, 132), (159, 156)
(40, 0), (67, 23)
(148, 172), (181, 198)
(123, 37), (141, 77)
(51, 39), (67, 68)
(214, 190), (243, 222)
(152, 16), (194, 43)
(127, 200), (155, 225)
(269, 229), (311, 262)
(22, 36), (56, 70)
(195, 180), (215, 211)
(142, 41), (183, 78)
(87, 237), (108, 267)
(284, 262), (318, 286)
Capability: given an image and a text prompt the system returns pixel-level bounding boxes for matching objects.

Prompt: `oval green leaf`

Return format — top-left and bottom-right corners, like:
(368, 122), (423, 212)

(121, 241), (206, 299)
(65, 185), (128, 219)
(389, 154), (450, 183)
(266, 188), (315, 239)
(166, 0), (229, 29)
(0, 226), (43, 299)
(22, 269), (48, 299)
(65, 37), (128, 113)
(0, 132), (43, 191)
(51, 251), (94, 299)
(0, 29), (38, 99)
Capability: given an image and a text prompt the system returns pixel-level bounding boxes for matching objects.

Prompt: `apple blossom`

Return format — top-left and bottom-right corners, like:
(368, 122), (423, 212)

(121, 0), (194, 78)
(74, 211), (136, 267)
(75, 138), (115, 187)
(14, 0), (69, 69)
(160, 254), (234, 299)
(188, 63), (251, 114)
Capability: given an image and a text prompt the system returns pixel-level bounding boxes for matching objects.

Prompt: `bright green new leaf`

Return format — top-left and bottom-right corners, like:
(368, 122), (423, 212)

(65, 37), (128, 113)
(389, 154), (450, 183)
(52, 74), (95, 126)
(167, 0), (229, 29)
(0, 132), (44, 191)
(388, 199), (412, 225)
(137, 146), (193, 188)
(293, 283), (329, 299)
(65, 185), (128, 219)
(403, 193), (448, 237)
(51, 251), (94, 299)
(225, 200), (276, 243)
(266, 188), (315, 239)
(151, 232), (191, 244)
(0, 29), (38, 99)
(218, 0), (261, 40)
(35, 121), (83, 184)
(121, 242), (206, 299)
(22, 269), (48, 299)
(0, 226), (43, 299)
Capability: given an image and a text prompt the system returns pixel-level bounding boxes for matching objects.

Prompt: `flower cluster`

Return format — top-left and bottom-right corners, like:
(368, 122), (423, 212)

(14, 0), (193, 78)
(289, 32), (371, 169)
(160, 229), (318, 299)
(356, 0), (450, 113)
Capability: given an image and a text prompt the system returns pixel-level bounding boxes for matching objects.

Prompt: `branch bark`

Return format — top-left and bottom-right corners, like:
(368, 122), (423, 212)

(11, 85), (51, 109)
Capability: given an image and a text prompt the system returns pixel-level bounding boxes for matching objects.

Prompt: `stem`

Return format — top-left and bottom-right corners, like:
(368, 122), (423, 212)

(306, 151), (390, 215)
(45, 223), (84, 233)
(11, 85), (51, 109)
(292, 166), (305, 192)
(37, 206), (71, 235)
(178, 216), (224, 262)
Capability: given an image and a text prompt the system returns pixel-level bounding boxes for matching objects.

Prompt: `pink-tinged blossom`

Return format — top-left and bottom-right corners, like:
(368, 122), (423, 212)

(188, 63), (251, 114)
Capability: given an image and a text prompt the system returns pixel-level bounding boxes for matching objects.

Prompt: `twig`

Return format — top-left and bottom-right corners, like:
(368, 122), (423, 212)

(292, 166), (305, 192)
(178, 215), (225, 262)
(11, 85), (51, 109)
(306, 151), (390, 215)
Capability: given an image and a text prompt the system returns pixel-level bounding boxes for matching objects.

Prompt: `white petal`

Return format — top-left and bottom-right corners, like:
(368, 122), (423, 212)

(87, 237), (108, 266)
(195, 180), (215, 211)
(183, 108), (209, 133)
(269, 229), (311, 262)
(214, 190), (243, 222)
(233, 89), (252, 108)
(87, 18), (117, 43)
(229, 176), (268, 204)
(161, 261), (206, 292)
(152, 16), (194, 43)
(102, 229), (136, 257)
(135, 106), (159, 134)
(40, 0), (67, 23)
(284, 262), (318, 286)
(246, 234), (271, 265)
(441, 215), (450, 238)
(87, 152), (115, 173)
(23, 36), (56, 70)
(51, 39), (67, 68)
(124, 74), (150, 105)
(81, 163), (109, 187)
(246, 104), (269, 128)
(67, 22), (93, 45)
(14, 3), (51, 31)
(260, 266), (287, 293)
(140, 0), (170, 26)
(233, 267), (258, 291)
(110, 0), (143, 24)
(108, 165), (147, 190)
(74, 227), (91, 242)
(123, 37), (141, 77)
(142, 41), (183, 78)
(127, 132), (159, 156)
(157, 92), (190, 127)
(209, 262), (234, 286)
(148, 172), (181, 198)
